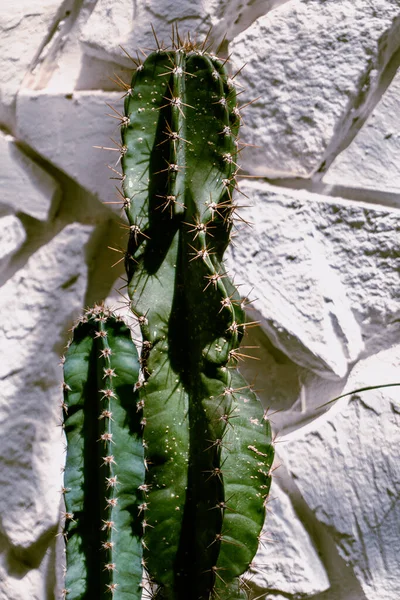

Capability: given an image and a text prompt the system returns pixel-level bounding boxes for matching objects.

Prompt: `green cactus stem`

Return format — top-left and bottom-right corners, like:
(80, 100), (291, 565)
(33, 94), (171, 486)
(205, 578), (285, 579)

(62, 305), (145, 599)
(119, 34), (275, 600)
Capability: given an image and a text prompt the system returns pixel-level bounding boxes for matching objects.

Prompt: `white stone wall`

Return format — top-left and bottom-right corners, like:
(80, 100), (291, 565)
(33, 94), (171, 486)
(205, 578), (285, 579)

(1, 1), (399, 599)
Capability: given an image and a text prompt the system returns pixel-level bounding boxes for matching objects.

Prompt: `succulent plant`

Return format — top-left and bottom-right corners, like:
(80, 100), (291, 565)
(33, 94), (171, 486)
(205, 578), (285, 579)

(62, 307), (145, 599)
(62, 30), (274, 600)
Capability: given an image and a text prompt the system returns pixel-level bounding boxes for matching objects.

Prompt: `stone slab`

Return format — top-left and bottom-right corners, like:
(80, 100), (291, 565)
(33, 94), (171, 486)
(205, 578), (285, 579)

(226, 180), (399, 378)
(278, 345), (400, 599)
(324, 68), (400, 199)
(0, 223), (93, 550)
(229, 0), (400, 178)
(247, 481), (330, 597)
(16, 90), (122, 207)
(0, 0), (65, 129)
(79, 0), (290, 68)
(0, 131), (60, 221)
(0, 215), (26, 270)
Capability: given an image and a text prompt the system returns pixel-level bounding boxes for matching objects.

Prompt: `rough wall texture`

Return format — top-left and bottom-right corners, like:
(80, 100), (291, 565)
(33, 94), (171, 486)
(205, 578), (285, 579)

(1, 1), (399, 599)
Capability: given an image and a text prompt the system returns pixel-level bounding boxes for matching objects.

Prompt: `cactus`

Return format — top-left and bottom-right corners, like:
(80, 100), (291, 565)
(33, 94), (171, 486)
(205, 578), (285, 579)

(62, 31), (274, 600)
(62, 306), (145, 599)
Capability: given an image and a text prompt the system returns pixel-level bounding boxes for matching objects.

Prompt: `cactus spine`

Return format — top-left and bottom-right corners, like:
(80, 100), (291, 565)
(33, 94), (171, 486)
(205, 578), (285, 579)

(62, 32), (274, 600)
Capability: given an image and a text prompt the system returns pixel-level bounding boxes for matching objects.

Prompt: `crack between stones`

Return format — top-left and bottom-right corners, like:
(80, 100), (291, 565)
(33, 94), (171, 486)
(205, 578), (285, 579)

(236, 16), (400, 210)
(28, 0), (82, 76)
(23, 0), (97, 92)
(0, 138), (120, 300)
(243, 175), (400, 211)
(315, 17), (400, 180)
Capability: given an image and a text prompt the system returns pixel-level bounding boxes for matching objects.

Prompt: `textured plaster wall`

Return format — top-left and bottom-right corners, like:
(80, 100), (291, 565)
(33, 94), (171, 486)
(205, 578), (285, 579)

(0, 1), (399, 599)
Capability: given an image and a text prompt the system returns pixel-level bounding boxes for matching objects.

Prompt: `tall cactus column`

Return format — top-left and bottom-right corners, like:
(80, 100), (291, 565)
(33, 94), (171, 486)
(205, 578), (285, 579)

(121, 36), (274, 600)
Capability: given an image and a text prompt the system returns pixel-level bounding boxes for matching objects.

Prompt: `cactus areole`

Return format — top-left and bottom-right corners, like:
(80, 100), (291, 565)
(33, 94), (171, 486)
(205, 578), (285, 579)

(62, 33), (274, 600)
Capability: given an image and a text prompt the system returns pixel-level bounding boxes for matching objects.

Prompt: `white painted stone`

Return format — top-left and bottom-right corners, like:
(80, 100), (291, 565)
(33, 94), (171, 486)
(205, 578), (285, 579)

(79, 0), (290, 68)
(16, 90), (122, 206)
(226, 180), (399, 378)
(0, 223), (93, 550)
(0, 0), (65, 129)
(0, 418), (59, 550)
(278, 345), (400, 600)
(80, 0), (141, 66)
(247, 481), (329, 596)
(229, 0), (400, 178)
(21, 0), (130, 96)
(0, 132), (60, 221)
(0, 215), (26, 269)
(259, 596), (290, 600)
(324, 68), (400, 198)
(0, 551), (49, 600)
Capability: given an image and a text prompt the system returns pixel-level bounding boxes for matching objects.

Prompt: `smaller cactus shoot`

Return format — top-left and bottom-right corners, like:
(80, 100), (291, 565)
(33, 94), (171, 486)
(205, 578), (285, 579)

(62, 29), (274, 600)
(62, 307), (145, 599)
